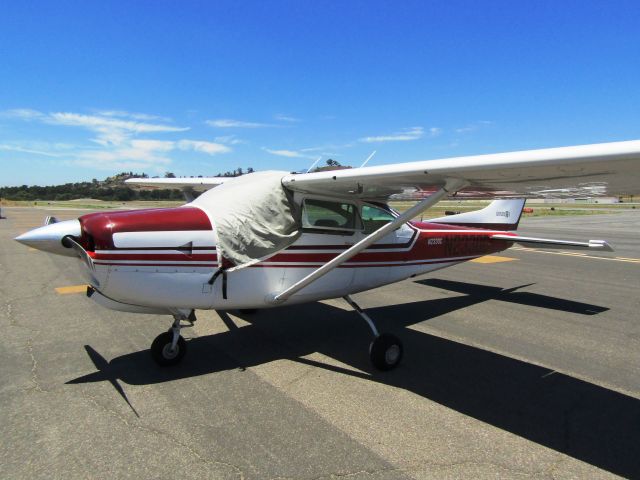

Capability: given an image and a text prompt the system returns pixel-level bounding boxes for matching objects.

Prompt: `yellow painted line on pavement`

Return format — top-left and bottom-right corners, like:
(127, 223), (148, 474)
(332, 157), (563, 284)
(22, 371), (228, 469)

(55, 285), (88, 295)
(511, 247), (640, 264)
(471, 255), (518, 264)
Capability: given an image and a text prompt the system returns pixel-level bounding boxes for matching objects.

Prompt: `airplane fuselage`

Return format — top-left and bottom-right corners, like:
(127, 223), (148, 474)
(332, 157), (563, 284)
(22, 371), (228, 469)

(75, 206), (513, 313)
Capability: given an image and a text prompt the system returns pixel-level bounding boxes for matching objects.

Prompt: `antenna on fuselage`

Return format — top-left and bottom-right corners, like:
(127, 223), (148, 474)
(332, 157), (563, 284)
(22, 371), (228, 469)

(360, 150), (377, 168)
(306, 156), (321, 173)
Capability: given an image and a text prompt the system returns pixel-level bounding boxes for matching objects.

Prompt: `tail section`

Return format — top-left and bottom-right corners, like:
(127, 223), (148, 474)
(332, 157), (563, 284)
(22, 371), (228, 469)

(429, 199), (526, 231)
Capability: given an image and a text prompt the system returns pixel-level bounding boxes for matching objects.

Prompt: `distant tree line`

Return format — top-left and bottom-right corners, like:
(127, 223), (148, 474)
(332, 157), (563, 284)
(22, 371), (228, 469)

(164, 167), (254, 178)
(0, 168), (255, 201)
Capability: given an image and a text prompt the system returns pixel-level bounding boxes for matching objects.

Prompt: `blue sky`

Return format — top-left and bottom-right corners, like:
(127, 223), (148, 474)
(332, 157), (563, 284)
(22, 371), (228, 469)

(1, 1), (639, 186)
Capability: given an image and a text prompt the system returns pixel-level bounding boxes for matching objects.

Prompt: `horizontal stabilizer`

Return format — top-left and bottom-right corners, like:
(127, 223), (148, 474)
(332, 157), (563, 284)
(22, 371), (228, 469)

(491, 234), (614, 251)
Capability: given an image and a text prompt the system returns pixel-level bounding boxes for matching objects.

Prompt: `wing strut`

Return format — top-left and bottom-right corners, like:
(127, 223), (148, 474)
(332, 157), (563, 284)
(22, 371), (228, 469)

(268, 178), (467, 305)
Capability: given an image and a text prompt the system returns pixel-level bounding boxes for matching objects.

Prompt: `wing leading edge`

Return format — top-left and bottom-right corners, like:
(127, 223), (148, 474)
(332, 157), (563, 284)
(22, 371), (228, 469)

(125, 177), (231, 192)
(282, 140), (640, 199)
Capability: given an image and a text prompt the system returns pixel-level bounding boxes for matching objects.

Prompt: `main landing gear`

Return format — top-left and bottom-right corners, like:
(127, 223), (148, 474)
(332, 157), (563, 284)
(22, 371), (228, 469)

(150, 310), (196, 366)
(343, 295), (403, 371)
(150, 301), (403, 371)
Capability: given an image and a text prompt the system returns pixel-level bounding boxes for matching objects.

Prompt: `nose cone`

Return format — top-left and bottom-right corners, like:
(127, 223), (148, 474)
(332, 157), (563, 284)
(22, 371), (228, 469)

(15, 219), (82, 256)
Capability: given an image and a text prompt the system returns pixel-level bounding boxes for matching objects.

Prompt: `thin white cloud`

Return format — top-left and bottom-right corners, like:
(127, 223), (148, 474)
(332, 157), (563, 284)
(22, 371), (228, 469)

(274, 114), (300, 122)
(0, 108), (45, 120)
(96, 110), (172, 122)
(0, 144), (61, 158)
(455, 120), (494, 134)
(177, 140), (230, 155)
(262, 148), (315, 159)
(74, 143), (173, 172)
(42, 112), (189, 147)
(206, 119), (274, 128)
(3, 107), (231, 172)
(73, 138), (231, 171)
(214, 135), (244, 145)
(48, 112), (187, 134)
(359, 127), (425, 143)
(300, 143), (354, 152)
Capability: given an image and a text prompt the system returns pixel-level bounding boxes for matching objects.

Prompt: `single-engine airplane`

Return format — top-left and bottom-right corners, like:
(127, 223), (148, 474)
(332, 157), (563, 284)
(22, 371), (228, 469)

(15, 140), (640, 370)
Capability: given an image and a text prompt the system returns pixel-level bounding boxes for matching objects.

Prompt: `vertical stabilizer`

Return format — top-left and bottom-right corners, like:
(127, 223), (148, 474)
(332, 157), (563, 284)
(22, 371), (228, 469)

(428, 199), (526, 231)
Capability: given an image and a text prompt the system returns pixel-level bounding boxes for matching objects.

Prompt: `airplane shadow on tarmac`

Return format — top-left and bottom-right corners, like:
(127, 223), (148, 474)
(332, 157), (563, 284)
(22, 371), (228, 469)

(68, 279), (639, 478)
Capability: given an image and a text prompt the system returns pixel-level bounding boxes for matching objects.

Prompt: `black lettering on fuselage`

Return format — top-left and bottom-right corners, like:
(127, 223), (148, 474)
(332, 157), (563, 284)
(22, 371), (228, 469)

(444, 234), (488, 257)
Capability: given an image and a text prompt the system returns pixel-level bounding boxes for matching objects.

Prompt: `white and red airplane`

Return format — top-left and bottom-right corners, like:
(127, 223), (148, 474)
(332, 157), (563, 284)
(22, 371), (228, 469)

(15, 140), (640, 370)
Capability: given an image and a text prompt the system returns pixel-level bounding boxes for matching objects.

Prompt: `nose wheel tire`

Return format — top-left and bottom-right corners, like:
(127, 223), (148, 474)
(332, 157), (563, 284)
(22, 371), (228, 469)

(369, 333), (403, 371)
(151, 331), (187, 366)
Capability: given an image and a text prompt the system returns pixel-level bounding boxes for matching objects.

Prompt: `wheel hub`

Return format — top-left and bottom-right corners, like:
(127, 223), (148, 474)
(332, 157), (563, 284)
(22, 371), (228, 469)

(385, 344), (400, 364)
(162, 343), (179, 360)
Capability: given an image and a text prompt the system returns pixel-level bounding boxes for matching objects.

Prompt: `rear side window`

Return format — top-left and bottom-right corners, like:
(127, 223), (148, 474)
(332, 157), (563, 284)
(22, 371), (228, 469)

(361, 204), (395, 234)
(302, 199), (360, 231)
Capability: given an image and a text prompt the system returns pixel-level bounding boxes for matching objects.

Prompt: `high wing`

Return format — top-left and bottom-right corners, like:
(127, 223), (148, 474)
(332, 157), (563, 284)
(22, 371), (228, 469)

(282, 140), (640, 199)
(125, 176), (231, 192)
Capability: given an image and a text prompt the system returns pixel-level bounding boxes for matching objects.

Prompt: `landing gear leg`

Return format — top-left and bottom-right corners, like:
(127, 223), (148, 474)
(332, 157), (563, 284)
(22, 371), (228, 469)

(343, 295), (403, 371)
(151, 310), (195, 366)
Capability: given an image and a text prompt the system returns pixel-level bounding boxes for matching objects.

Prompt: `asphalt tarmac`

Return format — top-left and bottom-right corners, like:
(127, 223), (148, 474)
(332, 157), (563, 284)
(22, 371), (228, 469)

(1, 207), (639, 479)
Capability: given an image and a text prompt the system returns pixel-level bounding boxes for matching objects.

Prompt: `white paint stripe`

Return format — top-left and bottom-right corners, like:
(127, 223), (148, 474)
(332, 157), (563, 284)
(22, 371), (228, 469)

(113, 230), (215, 248)
(94, 259), (217, 265)
(93, 255), (477, 267)
(97, 249), (217, 255)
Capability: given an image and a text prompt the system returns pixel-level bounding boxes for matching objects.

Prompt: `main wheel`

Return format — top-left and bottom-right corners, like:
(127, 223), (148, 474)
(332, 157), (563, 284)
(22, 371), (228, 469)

(369, 333), (403, 371)
(151, 331), (187, 366)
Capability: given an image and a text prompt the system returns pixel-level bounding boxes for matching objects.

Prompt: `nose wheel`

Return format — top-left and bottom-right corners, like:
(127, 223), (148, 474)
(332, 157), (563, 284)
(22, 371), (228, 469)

(343, 295), (404, 371)
(151, 331), (186, 366)
(150, 310), (195, 366)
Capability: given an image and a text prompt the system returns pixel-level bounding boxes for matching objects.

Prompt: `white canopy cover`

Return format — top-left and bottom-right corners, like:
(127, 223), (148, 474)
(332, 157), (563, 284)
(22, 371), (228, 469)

(192, 171), (301, 270)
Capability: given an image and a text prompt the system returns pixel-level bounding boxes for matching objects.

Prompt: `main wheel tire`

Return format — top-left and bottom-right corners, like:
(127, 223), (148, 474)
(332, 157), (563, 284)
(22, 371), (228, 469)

(151, 331), (187, 366)
(369, 333), (403, 371)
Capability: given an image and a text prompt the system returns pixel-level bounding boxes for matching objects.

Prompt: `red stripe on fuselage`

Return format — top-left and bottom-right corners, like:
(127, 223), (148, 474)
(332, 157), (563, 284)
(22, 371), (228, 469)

(90, 224), (513, 266)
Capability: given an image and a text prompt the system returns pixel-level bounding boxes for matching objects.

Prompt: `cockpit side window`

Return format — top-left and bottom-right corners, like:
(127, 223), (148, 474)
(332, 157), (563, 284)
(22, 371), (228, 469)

(302, 199), (361, 232)
(361, 204), (396, 234)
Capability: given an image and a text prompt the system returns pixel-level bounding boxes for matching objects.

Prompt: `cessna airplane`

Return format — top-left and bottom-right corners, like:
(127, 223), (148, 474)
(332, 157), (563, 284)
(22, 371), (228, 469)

(14, 140), (640, 370)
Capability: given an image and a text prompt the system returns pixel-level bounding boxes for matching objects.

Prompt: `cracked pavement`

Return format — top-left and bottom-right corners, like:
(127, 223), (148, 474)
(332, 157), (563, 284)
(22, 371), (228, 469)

(1, 207), (639, 479)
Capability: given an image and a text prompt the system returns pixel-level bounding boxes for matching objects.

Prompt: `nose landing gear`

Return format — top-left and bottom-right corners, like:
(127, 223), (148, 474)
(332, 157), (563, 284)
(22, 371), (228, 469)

(150, 310), (196, 366)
